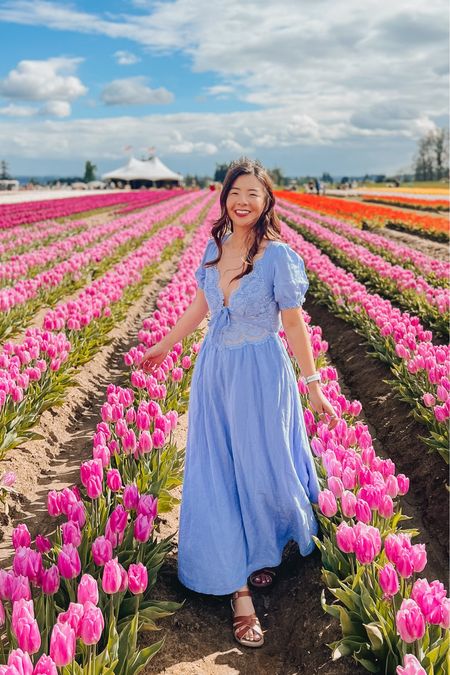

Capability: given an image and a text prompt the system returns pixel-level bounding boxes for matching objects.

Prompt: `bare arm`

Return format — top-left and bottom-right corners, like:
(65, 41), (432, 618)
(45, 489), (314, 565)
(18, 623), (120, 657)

(141, 289), (209, 372)
(280, 307), (338, 428)
(162, 289), (209, 349)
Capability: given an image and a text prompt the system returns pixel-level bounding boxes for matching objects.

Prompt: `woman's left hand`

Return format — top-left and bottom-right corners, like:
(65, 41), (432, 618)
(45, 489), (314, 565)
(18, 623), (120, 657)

(307, 386), (339, 430)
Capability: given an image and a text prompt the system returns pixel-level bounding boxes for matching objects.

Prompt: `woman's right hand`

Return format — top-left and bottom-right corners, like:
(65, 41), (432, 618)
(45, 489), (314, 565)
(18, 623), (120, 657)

(140, 340), (171, 373)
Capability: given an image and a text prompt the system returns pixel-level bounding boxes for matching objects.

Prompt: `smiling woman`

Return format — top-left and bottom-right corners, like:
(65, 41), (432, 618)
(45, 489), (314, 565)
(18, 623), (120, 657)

(141, 156), (338, 649)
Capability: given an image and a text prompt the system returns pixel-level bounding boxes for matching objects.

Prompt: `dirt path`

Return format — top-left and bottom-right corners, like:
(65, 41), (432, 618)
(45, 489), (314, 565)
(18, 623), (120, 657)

(376, 226), (449, 262)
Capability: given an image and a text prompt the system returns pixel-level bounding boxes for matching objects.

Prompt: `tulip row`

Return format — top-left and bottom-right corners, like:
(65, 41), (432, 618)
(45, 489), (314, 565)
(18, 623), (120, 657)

(0, 193), (217, 459)
(0, 223), (188, 459)
(276, 205), (450, 338)
(0, 191), (201, 342)
(278, 198), (449, 288)
(114, 188), (186, 215)
(269, 262), (448, 671)
(278, 221), (450, 461)
(276, 191), (450, 242)
(0, 219), (93, 260)
(0, 190), (180, 229)
(0, 206), (218, 672)
(361, 195), (449, 212)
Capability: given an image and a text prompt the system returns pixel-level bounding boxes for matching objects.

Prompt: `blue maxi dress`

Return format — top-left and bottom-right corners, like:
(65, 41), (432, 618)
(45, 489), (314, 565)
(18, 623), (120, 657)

(177, 234), (320, 596)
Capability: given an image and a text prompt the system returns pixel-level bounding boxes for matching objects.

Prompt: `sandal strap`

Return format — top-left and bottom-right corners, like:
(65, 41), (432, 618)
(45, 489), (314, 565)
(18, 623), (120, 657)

(232, 590), (252, 598)
(233, 614), (263, 640)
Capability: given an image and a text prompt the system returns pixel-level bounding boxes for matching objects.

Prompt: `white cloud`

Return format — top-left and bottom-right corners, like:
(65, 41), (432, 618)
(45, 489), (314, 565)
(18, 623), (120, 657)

(114, 50), (141, 65)
(39, 100), (71, 117)
(0, 57), (87, 103)
(0, 103), (36, 117)
(0, 0), (447, 173)
(101, 77), (174, 105)
(205, 84), (235, 98)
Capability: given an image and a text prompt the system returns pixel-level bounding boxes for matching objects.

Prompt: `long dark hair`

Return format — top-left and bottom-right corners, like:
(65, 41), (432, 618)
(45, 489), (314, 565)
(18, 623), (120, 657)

(204, 157), (284, 285)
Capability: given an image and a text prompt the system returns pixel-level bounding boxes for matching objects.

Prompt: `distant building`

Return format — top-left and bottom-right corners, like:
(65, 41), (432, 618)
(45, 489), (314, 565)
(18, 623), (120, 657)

(102, 156), (183, 188)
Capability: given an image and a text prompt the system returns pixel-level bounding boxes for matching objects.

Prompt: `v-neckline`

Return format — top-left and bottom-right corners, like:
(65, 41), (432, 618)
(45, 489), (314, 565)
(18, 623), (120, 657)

(215, 234), (273, 308)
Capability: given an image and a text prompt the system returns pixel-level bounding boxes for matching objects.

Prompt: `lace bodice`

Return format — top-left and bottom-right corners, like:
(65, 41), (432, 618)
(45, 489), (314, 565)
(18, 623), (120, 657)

(195, 234), (309, 350)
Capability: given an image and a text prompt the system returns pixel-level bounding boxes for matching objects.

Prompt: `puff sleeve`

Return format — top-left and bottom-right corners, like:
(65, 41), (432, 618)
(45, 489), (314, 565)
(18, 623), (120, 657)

(273, 244), (309, 309)
(194, 239), (213, 290)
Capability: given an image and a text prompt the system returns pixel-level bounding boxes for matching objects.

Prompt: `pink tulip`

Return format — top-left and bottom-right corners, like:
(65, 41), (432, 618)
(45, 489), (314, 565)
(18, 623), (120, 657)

(119, 564), (128, 593)
(133, 513), (153, 543)
(57, 602), (84, 638)
(152, 428), (166, 449)
(395, 548), (414, 579)
(137, 494), (158, 519)
(378, 564), (399, 598)
(10, 575), (31, 602)
(106, 469), (122, 492)
(410, 544), (427, 573)
(47, 491), (62, 517)
(13, 615), (41, 654)
(396, 599), (426, 643)
(61, 521), (82, 548)
(0, 600), (5, 627)
(7, 649), (33, 675)
(79, 601), (104, 645)
(77, 574), (99, 606)
(397, 474), (410, 495)
(138, 430), (153, 454)
(32, 654), (58, 675)
(50, 622), (76, 667)
(396, 653), (426, 675)
(318, 489), (337, 517)
(67, 501), (86, 528)
(42, 565), (60, 595)
(57, 544), (81, 579)
(91, 536), (113, 566)
(128, 563), (148, 595)
(440, 597), (450, 629)
(341, 490), (357, 518)
(327, 476), (344, 498)
(1, 471), (16, 487)
(35, 535), (52, 554)
(123, 484), (140, 511)
(12, 524), (31, 550)
(355, 498), (371, 524)
(335, 522), (355, 553)
(109, 505), (128, 533)
(102, 557), (122, 594)
(353, 524), (381, 564)
(80, 459), (103, 487)
(378, 494), (394, 519)
(384, 474), (399, 498)
(85, 475), (103, 500)
(422, 393), (435, 407)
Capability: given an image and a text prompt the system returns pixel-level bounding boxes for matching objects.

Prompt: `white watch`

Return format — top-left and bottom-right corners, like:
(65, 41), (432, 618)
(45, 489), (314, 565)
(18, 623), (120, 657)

(304, 372), (321, 384)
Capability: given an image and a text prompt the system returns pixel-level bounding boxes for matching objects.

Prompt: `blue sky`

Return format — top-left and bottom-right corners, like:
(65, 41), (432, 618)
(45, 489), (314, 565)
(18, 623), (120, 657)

(0, 0), (448, 178)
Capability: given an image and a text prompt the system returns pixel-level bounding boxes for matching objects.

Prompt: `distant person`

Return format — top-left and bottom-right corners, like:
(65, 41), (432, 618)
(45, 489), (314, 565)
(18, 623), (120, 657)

(314, 178), (320, 195)
(141, 157), (337, 649)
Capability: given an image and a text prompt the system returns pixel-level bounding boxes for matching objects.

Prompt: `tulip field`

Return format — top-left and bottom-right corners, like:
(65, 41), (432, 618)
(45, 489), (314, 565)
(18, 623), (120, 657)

(0, 187), (448, 674)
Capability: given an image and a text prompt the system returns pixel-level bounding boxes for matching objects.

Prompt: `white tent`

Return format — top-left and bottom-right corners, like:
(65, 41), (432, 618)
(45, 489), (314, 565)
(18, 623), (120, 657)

(102, 156), (183, 184)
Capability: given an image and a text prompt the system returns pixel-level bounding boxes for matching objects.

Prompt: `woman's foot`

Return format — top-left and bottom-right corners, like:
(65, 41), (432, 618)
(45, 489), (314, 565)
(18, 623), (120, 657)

(230, 585), (264, 647)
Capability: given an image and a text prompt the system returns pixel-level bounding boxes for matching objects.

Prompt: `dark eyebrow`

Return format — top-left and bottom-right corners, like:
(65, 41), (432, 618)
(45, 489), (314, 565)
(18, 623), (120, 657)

(230, 187), (261, 192)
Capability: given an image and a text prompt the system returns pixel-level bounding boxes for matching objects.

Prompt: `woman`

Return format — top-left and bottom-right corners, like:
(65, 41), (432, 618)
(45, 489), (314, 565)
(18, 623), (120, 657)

(141, 157), (337, 648)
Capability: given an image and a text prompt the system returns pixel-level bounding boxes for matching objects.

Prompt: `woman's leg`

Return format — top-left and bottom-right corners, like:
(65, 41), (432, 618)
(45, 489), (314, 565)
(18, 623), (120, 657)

(231, 584), (261, 642)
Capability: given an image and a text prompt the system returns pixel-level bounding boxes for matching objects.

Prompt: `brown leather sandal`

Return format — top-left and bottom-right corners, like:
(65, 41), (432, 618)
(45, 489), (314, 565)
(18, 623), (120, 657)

(230, 589), (265, 648)
(248, 567), (276, 589)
